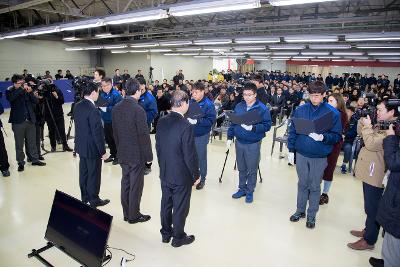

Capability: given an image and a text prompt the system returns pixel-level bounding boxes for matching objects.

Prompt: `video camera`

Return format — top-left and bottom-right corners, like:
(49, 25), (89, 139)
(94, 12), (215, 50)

(72, 76), (91, 102)
(36, 77), (56, 97)
(377, 120), (400, 135)
(355, 93), (379, 123)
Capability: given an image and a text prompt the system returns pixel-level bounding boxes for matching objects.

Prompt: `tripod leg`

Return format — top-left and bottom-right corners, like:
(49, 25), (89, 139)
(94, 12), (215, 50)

(219, 150), (230, 183)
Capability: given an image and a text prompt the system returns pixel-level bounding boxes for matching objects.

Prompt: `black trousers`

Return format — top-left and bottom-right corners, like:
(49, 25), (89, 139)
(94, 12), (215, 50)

(79, 157), (102, 204)
(363, 182), (384, 245)
(121, 163), (144, 220)
(12, 121), (39, 165)
(270, 108), (280, 124)
(104, 123), (117, 157)
(160, 181), (192, 240)
(46, 116), (67, 148)
(0, 130), (10, 172)
(25, 124), (41, 160)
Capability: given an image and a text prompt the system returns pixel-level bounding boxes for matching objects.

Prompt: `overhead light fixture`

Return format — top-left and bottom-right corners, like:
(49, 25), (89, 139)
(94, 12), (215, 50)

(180, 53), (199, 56)
(159, 40), (193, 46)
(130, 50), (149, 53)
(248, 52), (271, 55)
(169, 0), (261, 17)
(65, 47), (84, 51)
(332, 52), (364, 56)
(176, 47), (202, 51)
(309, 44), (351, 49)
(317, 56), (340, 59)
(131, 43), (159, 48)
(235, 37), (280, 44)
(285, 35), (338, 43)
(3, 31), (28, 39)
(378, 59), (400, 62)
(368, 52), (400, 56)
(225, 52), (245, 56)
(273, 52), (299, 55)
(292, 56), (315, 59)
(356, 44), (400, 49)
(202, 47), (230, 51)
(332, 59), (351, 62)
(269, 44), (305, 50)
(269, 0), (340, 6)
(95, 33), (113, 38)
(84, 46), (103, 50)
(271, 57), (290, 60)
(104, 9), (168, 25)
(375, 57), (400, 60)
(27, 26), (60, 36)
(301, 51), (330, 56)
(63, 37), (79, 41)
(111, 50), (129, 54)
(193, 39), (232, 45)
(164, 53), (181, 56)
(200, 52), (220, 56)
(103, 45), (128, 49)
(233, 46), (265, 51)
(150, 49), (172, 53)
(343, 56), (370, 60)
(346, 32), (400, 41)
(60, 19), (103, 31)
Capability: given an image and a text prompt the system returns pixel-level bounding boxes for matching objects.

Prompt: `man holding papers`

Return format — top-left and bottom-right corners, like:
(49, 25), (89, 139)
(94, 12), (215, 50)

(188, 82), (216, 190)
(227, 82), (271, 203)
(287, 81), (342, 229)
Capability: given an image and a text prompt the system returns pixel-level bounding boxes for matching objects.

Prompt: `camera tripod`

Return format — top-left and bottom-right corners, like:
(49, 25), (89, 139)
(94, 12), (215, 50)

(219, 142), (263, 184)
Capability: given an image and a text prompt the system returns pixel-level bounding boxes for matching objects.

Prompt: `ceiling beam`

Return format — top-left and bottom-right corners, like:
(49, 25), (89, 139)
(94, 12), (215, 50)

(26, 6), (89, 18)
(0, 0), (51, 15)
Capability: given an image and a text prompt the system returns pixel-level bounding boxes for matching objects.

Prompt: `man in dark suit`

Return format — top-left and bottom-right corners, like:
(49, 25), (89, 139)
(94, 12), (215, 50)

(6, 74), (46, 172)
(74, 82), (109, 208)
(112, 78), (153, 224)
(156, 90), (200, 248)
(250, 74), (269, 105)
(270, 87), (286, 125)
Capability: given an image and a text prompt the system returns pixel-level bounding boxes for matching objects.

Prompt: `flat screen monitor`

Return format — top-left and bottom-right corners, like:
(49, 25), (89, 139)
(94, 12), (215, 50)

(45, 190), (113, 267)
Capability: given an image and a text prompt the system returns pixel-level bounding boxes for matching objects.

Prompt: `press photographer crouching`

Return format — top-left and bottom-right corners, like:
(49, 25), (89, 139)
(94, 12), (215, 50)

(348, 98), (399, 251)
(38, 78), (72, 152)
(6, 74), (46, 172)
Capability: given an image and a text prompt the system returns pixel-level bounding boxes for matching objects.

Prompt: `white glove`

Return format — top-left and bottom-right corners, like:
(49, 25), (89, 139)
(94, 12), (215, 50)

(288, 152), (294, 165)
(226, 140), (232, 150)
(187, 118), (197, 125)
(309, 132), (324, 142)
(99, 107), (107, 112)
(241, 124), (253, 131)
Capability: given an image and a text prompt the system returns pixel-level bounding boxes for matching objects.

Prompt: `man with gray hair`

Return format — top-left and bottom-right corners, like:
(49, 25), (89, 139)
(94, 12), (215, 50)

(156, 90), (200, 248)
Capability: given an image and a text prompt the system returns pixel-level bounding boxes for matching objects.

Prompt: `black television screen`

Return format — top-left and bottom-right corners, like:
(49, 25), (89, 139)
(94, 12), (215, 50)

(45, 190), (113, 267)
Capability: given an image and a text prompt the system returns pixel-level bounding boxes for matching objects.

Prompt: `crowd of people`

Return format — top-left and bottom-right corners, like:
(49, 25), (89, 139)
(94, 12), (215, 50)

(1, 67), (399, 266)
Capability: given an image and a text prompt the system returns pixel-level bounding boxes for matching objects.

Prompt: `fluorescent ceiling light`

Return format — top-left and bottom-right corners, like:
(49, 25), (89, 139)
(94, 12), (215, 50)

(103, 45), (128, 49)
(194, 39), (232, 45)
(200, 53), (220, 56)
(159, 40), (193, 46)
(273, 52), (299, 55)
(3, 31), (27, 39)
(269, 45), (305, 50)
(65, 47), (83, 51)
(285, 35), (338, 43)
(225, 53), (245, 56)
(332, 59), (351, 62)
(375, 57), (400, 60)
(150, 49), (172, 53)
(169, 0), (261, 17)
(176, 47), (202, 52)
(292, 56), (315, 59)
(332, 52), (364, 56)
(271, 58), (290, 60)
(235, 37), (280, 44)
(180, 53), (199, 56)
(111, 50), (129, 54)
(248, 52), (271, 55)
(84, 46), (103, 50)
(269, 0), (340, 6)
(164, 53), (181, 56)
(343, 56), (370, 60)
(27, 26), (60, 36)
(368, 52), (400, 56)
(301, 51), (330, 56)
(63, 37), (78, 41)
(131, 43), (158, 48)
(346, 32), (400, 41)
(378, 59), (400, 62)
(130, 50), (149, 53)
(317, 56), (340, 59)
(104, 9), (168, 25)
(357, 44), (400, 49)
(60, 19), (103, 31)
(95, 33), (112, 38)
(309, 44), (351, 49)
(233, 46), (265, 51)
(202, 47), (230, 51)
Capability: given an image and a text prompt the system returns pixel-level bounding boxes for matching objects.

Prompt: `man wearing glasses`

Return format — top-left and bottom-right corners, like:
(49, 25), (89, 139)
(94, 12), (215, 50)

(226, 82), (271, 203)
(6, 74), (46, 172)
(287, 81), (342, 229)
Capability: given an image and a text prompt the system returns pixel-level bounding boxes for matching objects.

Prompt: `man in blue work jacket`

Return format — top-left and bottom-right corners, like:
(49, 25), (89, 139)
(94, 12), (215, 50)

(287, 81), (342, 229)
(188, 82), (216, 190)
(227, 82), (272, 203)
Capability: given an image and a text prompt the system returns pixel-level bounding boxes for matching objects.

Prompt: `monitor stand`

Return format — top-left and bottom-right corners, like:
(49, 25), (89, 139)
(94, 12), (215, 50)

(28, 242), (111, 267)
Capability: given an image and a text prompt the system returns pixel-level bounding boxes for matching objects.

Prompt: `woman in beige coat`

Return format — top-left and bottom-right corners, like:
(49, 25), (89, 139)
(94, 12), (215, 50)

(347, 99), (398, 251)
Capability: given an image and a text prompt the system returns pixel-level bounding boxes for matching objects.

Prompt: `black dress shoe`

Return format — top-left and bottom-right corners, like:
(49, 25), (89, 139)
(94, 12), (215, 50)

(196, 181), (205, 190)
(112, 158), (119, 165)
(290, 212), (306, 222)
(104, 157), (114, 163)
(27, 158), (32, 163)
(369, 257), (384, 267)
(127, 214), (151, 224)
(38, 156), (45, 161)
(306, 217), (316, 229)
(162, 236), (172, 243)
(1, 170), (10, 177)
(63, 146), (73, 152)
(18, 165), (24, 172)
(51, 147), (56, 152)
(144, 166), (151, 175)
(90, 199), (110, 208)
(32, 161), (46, 166)
(171, 235), (195, 248)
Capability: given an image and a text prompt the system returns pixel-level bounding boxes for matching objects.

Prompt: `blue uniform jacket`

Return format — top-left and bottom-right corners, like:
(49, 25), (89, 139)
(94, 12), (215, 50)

(288, 102), (342, 158)
(190, 97), (216, 137)
(227, 100), (272, 144)
(139, 91), (158, 125)
(100, 88), (122, 123)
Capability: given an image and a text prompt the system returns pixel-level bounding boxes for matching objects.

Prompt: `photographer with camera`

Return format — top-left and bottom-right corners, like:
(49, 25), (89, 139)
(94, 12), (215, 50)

(6, 74), (46, 172)
(40, 78), (72, 152)
(348, 99), (398, 251)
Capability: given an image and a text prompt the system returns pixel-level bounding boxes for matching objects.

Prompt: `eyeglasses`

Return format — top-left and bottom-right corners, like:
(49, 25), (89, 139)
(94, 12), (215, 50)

(243, 93), (255, 97)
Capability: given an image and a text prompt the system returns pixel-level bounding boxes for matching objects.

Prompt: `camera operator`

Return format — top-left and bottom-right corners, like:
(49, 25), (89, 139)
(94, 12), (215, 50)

(41, 78), (72, 152)
(6, 74), (46, 172)
(348, 99), (398, 251)
(369, 124), (400, 267)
